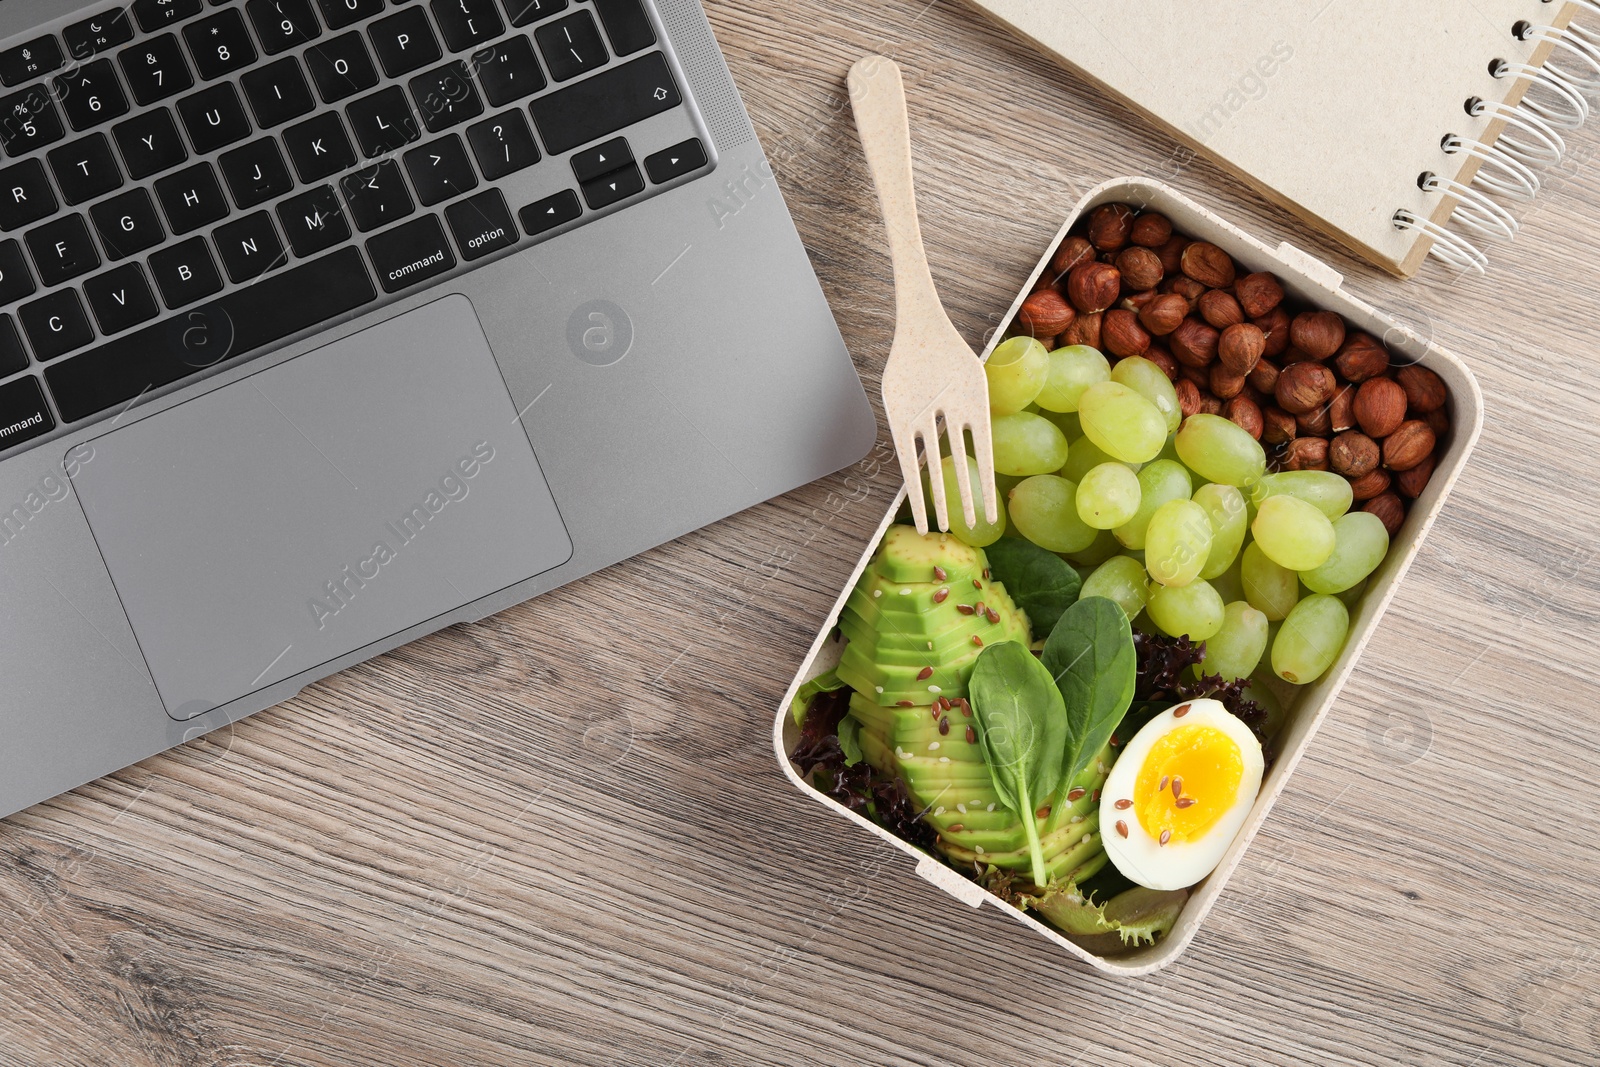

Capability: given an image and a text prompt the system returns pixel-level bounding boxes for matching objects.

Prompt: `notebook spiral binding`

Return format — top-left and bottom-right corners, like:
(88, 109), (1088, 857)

(1393, 15), (1600, 273)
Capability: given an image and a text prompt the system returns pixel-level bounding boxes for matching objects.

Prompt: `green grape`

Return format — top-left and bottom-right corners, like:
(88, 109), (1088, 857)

(1336, 575), (1369, 606)
(1076, 462), (1142, 529)
(1193, 482), (1248, 580)
(1174, 413), (1268, 487)
(992, 412), (1070, 476)
(1111, 355), (1182, 433)
(1066, 527), (1123, 566)
(1035, 344), (1110, 413)
(1039, 408), (1081, 440)
(1250, 470), (1353, 520)
(1252, 495), (1336, 570)
(1008, 474), (1097, 553)
(1113, 459), (1192, 550)
(923, 453), (1006, 547)
(1242, 672), (1287, 738)
(1061, 435), (1135, 482)
(1272, 593), (1350, 685)
(1078, 381), (1168, 464)
(1201, 601), (1269, 681)
(1144, 499), (1213, 587)
(1081, 554), (1150, 620)
(1209, 556), (1245, 604)
(985, 336), (1049, 414)
(1241, 541), (1298, 621)
(1301, 511), (1389, 594)
(1146, 579), (1225, 641)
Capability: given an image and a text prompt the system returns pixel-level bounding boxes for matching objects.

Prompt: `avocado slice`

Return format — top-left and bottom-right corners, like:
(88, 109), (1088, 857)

(872, 525), (986, 585)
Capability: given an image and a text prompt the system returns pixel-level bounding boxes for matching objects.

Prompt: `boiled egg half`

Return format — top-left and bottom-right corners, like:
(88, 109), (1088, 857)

(1099, 699), (1264, 891)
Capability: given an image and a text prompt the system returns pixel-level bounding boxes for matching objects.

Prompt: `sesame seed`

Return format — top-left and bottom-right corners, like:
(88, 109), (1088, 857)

(1081, 833), (1091, 844)
(939, 756), (950, 763)
(926, 641), (933, 650)
(934, 806), (946, 815)
(1159, 829), (1172, 846)
(917, 666), (933, 681)
(957, 803), (967, 813)
(974, 845), (985, 854)
(928, 685), (942, 693)
(1116, 821), (1128, 838)
(896, 747), (912, 759)
(986, 804), (995, 812)
(874, 686), (884, 694)
(1070, 815), (1083, 824)
(899, 588), (911, 595)
(929, 742), (940, 751)
(1174, 703), (1191, 717)
(872, 590), (882, 598)
(1115, 799), (1132, 810)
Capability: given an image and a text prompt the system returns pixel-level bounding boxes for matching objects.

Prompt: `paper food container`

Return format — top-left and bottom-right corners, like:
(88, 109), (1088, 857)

(773, 177), (1484, 976)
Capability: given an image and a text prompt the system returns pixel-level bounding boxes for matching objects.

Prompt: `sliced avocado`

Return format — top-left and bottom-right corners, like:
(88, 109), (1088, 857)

(872, 525), (986, 585)
(838, 605), (1015, 658)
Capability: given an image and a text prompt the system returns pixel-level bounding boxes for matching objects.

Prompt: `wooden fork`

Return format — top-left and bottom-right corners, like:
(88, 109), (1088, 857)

(848, 54), (998, 536)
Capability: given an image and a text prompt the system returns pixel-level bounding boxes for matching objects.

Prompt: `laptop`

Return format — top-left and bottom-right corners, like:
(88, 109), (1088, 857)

(0, 0), (875, 817)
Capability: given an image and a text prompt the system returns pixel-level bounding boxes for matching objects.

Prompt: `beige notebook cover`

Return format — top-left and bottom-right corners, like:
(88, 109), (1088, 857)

(964, 1), (1577, 276)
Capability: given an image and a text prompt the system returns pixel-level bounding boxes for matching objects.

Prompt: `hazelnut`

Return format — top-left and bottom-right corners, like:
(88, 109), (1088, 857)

(1283, 437), (1329, 471)
(1382, 420), (1436, 471)
(1016, 289), (1075, 336)
(1179, 361), (1210, 388)
(1198, 392), (1224, 416)
(1297, 404), (1332, 437)
(1425, 407), (1450, 437)
(1328, 385), (1356, 433)
(1145, 345), (1179, 381)
(1290, 310), (1345, 360)
(1169, 317), (1219, 367)
(1396, 364), (1448, 413)
(1155, 235), (1189, 275)
(1252, 306), (1292, 357)
(1101, 309), (1151, 358)
(1034, 334), (1058, 351)
(1333, 333), (1389, 382)
(1354, 377), (1407, 438)
(1051, 235), (1096, 276)
(1115, 246), (1164, 291)
(1395, 453), (1435, 498)
(1363, 492), (1406, 536)
(1161, 275), (1206, 308)
(1210, 364), (1247, 399)
(1138, 292), (1189, 336)
(1347, 468), (1391, 501)
(1087, 203), (1135, 251)
(1175, 377), (1203, 417)
(1329, 430), (1379, 477)
(1198, 289), (1245, 330)
(1262, 406), (1297, 445)
(1275, 362), (1336, 414)
(1121, 288), (1158, 314)
(1217, 322), (1265, 375)
(1224, 395), (1263, 439)
(1067, 261), (1121, 314)
(1130, 212), (1173, 248)
(1234, 272), (1284, 317)
(1248, 358), (1280, 394)
(1180, 241), (1236, 288)
(1060, 310), (1101, 349)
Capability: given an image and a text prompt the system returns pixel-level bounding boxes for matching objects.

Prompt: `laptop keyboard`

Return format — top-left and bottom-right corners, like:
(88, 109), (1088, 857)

(0, 0), (708, 446)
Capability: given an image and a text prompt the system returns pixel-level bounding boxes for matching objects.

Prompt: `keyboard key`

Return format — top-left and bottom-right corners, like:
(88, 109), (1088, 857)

(0, 160), (58, 231)
(338, 161), (411, 233)
(305, 32), (378, 102)
(346, 86), (417, 155)
(0, 317), (27, 374)
(118, 33), (195, 105)
(316, 0), (385, 30)
(241, 56), (315, 126)
(534, 10), (606, 82)
(465, 110), (537, 179)
(444, 188), (514, 260)
(83, 262), (159, 333)
(431, 0), (503, 52)
(219, 138), (293, 207)
(366, 212), (453, 292)
(112, 108), (187, 178)
(529, 51), (679, 155)
(474, 35), (543, 106)
(247, 0), (322, 54)
(0, 239), (37, 304)
(569, 135), (629, 182)
(518, 187), (578, 235)
(26, 215), (100, 285)
(410, 61), (482, 132)
(368, 7), (440, 77)
(592, 0), (654, 56)
(47, 134), (124, 205)
(89, 188), (165, 259)
(0, 86), (66, 155)
(643, 136), (705, 183)
(501, 0), (564, 27)
(283, 111), (355, 180)
(46, 246), (377, 421)
(276, 184), (349, 254)
(214, 211), (286, 282)
(184, 9), (257, 80)
(0, 376), (54, 449)
(579, 161), (641, 209)
(177, 82), (252, 152)
(54, 59), (131, 130)
(20, 288), (94, 359)
(0, 37), (64, 87)
(403, 134), (476, 205)
(154, 162), (228, 233)
(150, 236), (223, 307)
(64, 9), (135, 59)
(134, 0), (204, 32)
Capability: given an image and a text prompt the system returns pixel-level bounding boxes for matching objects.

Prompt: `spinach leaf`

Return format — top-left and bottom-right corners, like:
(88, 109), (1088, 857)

(969, 640), (1067, 887)
(790, 668), (845, 725)
(983, 537), (1082, 636)
(837, 715), (864, 767)
(1041, 596), (1137, 785)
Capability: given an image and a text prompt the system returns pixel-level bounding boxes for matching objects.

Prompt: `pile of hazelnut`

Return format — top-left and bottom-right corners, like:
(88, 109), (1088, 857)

(1010, 202), (1449, 536)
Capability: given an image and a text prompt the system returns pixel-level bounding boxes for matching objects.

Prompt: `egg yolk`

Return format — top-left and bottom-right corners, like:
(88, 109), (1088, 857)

(1133, 724), (1243, 844)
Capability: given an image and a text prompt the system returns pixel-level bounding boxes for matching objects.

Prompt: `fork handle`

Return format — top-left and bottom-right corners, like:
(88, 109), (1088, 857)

(848, 56), (945, 327)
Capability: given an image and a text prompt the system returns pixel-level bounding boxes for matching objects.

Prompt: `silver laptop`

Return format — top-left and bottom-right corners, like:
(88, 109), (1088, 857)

(0, 0), (873, 817)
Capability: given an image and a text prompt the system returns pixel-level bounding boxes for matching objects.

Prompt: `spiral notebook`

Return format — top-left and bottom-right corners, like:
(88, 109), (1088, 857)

(963, 0), (1588, 276)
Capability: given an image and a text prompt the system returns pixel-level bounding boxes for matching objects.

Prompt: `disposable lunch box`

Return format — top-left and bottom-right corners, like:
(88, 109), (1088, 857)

(773, 177), (1484, 976)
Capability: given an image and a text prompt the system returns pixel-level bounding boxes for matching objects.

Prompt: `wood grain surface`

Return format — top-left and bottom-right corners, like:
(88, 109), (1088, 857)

(4, 3), (1599, 1065)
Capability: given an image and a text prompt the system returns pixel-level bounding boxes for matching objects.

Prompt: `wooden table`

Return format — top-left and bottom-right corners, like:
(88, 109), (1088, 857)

(5, 3), (1597, 1065)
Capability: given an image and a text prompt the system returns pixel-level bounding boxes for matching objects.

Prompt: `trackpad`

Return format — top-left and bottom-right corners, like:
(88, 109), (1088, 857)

(71, 294), (572, 721)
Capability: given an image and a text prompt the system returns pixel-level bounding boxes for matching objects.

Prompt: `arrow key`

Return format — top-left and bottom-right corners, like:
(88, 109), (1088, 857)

(579, 162), (644, 210)
(644, 137), (707, 184)
(518, 189), (580, 237)
(570, 136), (632, 184)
